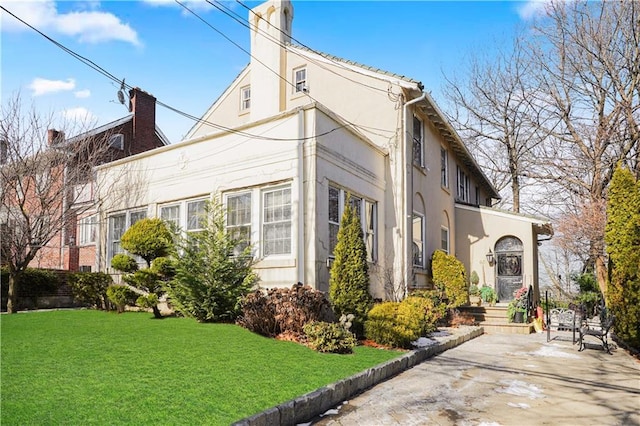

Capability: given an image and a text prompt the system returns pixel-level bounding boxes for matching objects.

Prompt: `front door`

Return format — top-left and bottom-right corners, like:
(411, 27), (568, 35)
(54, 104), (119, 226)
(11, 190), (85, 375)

(495, 236), (523, 302)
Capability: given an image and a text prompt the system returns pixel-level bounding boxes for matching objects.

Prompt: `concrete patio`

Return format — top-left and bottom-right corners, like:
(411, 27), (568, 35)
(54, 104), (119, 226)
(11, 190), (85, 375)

(311, 330), (640, 426)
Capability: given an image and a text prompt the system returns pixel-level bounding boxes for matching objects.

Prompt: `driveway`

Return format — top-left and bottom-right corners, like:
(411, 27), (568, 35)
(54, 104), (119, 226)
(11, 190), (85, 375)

(312, 331), (640, 426)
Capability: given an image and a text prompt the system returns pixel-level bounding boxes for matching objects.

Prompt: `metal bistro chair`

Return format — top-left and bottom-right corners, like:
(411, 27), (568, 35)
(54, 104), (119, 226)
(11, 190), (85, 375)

(578, 314), (616, 354)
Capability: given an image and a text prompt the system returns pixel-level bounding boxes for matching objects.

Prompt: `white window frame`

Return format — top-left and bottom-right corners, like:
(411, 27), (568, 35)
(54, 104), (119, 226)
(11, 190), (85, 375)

(262, 186), (292, 256)
(441, 147), (449, 188)
(240, 85), (251, 111)
(328, 185), (377, 263)
(78, 214), (97, 245)
(456, 166), (470, 202)
(412, 212), (425, 268)
(441, 226), (450, 254)
(294, 66), (307, 93)
(413, 115), (424, 167)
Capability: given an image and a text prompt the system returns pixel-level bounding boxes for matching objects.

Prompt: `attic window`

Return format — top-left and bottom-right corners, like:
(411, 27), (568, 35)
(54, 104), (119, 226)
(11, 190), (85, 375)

(240, 86), (251, 111)
(294, 67), (307, 93)
(108, 134), (124, 151)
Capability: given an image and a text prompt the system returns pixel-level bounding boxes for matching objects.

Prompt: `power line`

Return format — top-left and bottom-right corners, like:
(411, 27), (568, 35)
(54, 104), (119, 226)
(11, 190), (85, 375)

(178, 0), (397, 137)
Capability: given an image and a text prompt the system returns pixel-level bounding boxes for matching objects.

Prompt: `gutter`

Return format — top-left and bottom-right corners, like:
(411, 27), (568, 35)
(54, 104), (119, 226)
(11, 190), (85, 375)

(402, 91), (426, 298)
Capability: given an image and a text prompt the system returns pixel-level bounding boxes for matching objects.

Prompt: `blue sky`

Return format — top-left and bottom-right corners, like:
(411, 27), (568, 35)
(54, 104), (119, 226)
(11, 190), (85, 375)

(1, 0), (545, 143)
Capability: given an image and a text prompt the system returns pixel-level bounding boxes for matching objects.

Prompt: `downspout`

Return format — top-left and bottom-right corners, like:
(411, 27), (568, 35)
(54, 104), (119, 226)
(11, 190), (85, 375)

(402, 91), (426, 298)
(297, 109), (305, 284)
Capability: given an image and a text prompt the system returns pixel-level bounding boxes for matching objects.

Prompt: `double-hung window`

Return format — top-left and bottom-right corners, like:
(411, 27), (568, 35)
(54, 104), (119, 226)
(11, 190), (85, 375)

(294, 67), (307, 93)
(441, 227), (450, 254)
(328, 185), (377, 262)
(413, 115), (423, 167)
(263, 187), (292, 255)
(78, 214), (97, 245)
(240, 86), (250, 111)
(456, 166), (470, 202)
(227, 193), (252, 253)
(441, 148), (449, 187)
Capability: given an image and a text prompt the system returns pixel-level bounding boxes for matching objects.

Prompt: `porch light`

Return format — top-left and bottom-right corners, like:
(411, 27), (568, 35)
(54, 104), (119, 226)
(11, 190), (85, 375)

(486, 249), (495, 266)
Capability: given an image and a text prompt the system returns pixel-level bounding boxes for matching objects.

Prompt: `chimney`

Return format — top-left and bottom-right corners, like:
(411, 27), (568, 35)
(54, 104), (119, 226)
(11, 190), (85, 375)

(128, 87), (157, 154)
(47, 129), (65, 146)
(249, 0), (294, 121)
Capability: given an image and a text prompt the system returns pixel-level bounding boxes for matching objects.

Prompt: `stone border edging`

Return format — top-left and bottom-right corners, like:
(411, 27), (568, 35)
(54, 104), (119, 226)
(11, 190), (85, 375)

(233, 326), (484, 426)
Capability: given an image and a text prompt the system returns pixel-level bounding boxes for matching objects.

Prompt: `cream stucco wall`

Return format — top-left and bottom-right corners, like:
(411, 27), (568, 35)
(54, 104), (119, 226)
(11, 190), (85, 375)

(455, 204), (549, 301)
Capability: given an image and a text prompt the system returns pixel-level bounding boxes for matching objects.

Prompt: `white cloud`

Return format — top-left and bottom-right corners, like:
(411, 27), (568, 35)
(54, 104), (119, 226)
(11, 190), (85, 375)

(60, 107), (96, 124)
(74, 89), (91, 98)
(0, 0), (140, 46)
(28, 77), (76, 96)
(142, 0), (214, 12)
(517, 0), (551, 20)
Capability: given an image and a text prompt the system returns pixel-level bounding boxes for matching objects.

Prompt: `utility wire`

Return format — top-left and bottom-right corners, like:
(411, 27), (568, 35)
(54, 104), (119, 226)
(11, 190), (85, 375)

(178, 0), (396, 137)
(231, 0), (403, 96)
(0, 4), (351, 142)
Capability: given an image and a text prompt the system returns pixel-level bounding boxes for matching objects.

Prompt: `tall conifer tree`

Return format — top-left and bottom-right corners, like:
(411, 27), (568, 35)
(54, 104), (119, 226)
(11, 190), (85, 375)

(605, 165), (640, 348)
(329, 202), (373, 336)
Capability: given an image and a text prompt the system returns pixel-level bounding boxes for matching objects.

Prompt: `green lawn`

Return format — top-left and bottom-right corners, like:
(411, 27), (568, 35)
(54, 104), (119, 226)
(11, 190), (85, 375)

(1, 310), (402, 425)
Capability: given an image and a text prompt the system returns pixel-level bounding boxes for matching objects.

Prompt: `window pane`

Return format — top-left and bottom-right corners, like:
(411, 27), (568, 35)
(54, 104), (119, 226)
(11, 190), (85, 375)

(130, 210), (146, 226)
(187, 200), (206, 230)
(160, 205), (180, 228)
(328, 186), (339, 222)
(441, 148), (448, 187)
(413, 116), (423, 166)
(441, 227), (449, 254)
(412, 214), (424, 267)
(365, 201), (376, 262)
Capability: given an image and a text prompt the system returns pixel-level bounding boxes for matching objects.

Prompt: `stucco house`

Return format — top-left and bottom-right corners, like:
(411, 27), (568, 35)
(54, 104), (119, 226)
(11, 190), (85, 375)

(96, 0), (552, 302)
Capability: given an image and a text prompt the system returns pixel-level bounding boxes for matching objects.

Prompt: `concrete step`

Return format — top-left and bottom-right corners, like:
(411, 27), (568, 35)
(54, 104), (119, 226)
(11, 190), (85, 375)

(458, 305), (534, 334)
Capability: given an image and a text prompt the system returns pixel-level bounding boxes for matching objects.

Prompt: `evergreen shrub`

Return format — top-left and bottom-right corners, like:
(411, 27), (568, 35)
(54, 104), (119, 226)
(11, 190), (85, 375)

(364, 295), (442, 349)
(329, 203), (373, 337)
(106, 285), (137, 313)
(67, 272), (112, 309)
(605, 165), (640, 348)
(431, 250), (468, 309)
(303, 321), (357, 354)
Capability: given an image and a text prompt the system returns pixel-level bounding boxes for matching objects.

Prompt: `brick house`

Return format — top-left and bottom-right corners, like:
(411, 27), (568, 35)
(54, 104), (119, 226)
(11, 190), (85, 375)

(28, 87), (169, 272)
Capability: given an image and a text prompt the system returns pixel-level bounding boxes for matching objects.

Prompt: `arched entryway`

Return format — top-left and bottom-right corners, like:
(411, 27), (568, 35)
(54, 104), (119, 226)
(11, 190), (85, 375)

(495, 236), (523, 302)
